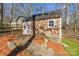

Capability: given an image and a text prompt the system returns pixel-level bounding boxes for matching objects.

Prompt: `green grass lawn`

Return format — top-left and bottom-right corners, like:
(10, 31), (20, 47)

(62, 38), (79, 56)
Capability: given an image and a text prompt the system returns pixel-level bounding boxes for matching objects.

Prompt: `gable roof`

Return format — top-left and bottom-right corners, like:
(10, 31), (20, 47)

(25, 9), (62, 22)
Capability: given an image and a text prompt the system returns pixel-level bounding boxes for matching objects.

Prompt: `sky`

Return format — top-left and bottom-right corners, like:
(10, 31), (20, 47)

(3, 3), (78, 17)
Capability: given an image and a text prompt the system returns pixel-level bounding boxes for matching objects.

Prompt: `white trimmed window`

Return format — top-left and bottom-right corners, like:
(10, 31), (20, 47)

(48, 19), (55, 28)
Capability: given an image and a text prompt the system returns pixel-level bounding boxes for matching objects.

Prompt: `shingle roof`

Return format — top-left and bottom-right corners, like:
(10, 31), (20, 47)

(25, 9), (62, 22)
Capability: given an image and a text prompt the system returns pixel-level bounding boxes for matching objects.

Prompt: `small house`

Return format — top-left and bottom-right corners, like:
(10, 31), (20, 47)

(22, 10), (62, 43)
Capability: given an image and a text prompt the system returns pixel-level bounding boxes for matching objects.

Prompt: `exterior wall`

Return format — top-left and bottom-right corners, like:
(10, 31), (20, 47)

(35, 18), (61, 43)
(22, 17), (61, 43)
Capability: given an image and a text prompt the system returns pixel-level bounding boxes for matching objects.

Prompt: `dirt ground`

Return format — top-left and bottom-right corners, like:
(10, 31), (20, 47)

(0, 34), (68, 56)
(0, 35), (16, 55)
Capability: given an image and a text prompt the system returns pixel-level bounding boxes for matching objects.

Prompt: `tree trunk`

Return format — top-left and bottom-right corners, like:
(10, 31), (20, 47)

(74, 3), (78, 33)
(0, 3), (3, 22)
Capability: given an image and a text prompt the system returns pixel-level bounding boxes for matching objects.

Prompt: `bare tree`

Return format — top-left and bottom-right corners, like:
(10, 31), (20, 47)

(15, 3), (33, 17)
(9, 3), (33, 34)
(62, 3), (69, 30)
(73, 3), (78, 33)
